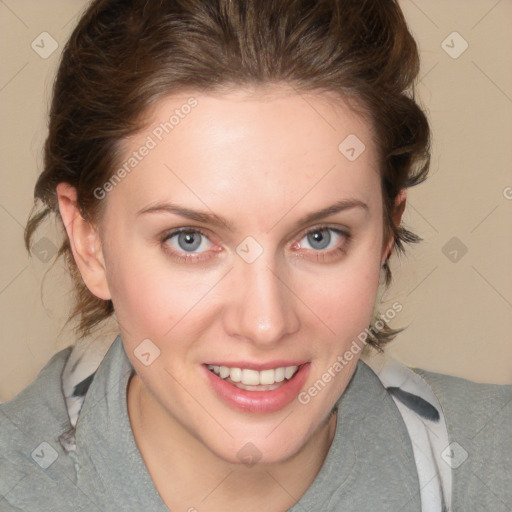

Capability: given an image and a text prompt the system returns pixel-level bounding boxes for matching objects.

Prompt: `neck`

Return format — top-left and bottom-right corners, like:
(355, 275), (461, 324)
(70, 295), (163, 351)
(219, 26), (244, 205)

(127, 373), (337, 512)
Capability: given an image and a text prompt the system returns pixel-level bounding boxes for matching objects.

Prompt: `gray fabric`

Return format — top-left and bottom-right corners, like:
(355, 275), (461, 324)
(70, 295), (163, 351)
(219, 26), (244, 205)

(411, 367), (512, 511)
(1, 335), (510, 511)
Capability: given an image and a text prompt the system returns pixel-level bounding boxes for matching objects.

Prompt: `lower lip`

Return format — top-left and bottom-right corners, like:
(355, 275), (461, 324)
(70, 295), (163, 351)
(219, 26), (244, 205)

(203, 363), (311, 414)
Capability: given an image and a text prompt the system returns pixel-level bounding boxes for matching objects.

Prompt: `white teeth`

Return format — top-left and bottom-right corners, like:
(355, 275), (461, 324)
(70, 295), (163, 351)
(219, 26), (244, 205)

(285, 366), (298, 380)
(259, 369), (275, 385)
(241, 369), (260, 385)
(208, 364), (300, 385)
(229, 367), (242, 382)
(274, 367), (285, 383)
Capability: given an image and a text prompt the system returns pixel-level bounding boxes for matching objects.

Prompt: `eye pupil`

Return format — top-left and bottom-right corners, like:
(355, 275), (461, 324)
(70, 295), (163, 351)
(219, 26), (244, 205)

(307, 229), (331, 250)
(178, 231), (202, 252)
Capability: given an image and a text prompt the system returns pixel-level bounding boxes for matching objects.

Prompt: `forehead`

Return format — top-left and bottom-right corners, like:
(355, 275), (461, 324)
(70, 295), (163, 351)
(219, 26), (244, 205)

(108, 87), (381, 225)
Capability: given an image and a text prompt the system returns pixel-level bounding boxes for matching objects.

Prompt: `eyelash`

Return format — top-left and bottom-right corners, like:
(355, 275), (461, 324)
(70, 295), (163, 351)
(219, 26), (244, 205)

(160, 225), (352, 264)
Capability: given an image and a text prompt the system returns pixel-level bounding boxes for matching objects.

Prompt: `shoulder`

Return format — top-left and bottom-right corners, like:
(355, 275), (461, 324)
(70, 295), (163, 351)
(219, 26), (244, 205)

(1, 346), (72, 440)
(412, 367), (512, 510)
(411, 367), (511, 432)
(0, 346), (81, 510)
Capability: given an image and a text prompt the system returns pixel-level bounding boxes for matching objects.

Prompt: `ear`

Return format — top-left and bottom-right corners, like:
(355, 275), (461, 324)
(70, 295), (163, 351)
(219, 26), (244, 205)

(381, 188), (407, 266)
(56, 182), (111, 300)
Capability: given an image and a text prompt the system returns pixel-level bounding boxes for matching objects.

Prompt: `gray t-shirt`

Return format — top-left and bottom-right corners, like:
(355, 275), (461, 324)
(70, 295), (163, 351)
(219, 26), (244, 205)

(1, 336), (510, 511)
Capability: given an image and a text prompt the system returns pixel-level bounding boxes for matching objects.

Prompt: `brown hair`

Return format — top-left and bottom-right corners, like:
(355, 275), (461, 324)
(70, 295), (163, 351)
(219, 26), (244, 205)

(24, 0), (430, 351)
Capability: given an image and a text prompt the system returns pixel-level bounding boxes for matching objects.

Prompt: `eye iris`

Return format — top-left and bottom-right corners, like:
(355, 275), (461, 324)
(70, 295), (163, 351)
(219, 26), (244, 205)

(178, 231), (202, 252)
(307, 229), (331, 250)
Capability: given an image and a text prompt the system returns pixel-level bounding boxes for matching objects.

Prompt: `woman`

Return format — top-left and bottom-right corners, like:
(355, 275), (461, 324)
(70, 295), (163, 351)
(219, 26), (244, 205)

(1, 0), (510, 511)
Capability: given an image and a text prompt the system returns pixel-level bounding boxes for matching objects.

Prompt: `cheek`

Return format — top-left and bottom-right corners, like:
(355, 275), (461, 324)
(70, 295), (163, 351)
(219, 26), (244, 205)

(104, 240), (230, 346)
(307, 274), (377, 346)
(103, 238), (191, 334)
(296, 250), (380, 341)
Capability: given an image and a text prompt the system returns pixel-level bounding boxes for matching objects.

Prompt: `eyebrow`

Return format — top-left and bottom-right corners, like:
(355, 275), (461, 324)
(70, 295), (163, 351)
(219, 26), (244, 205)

(136, 198), (369, 232)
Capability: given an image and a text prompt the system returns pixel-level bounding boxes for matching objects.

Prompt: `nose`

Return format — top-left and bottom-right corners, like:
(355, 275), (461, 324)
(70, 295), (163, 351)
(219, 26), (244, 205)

(223, 254), (301, 349)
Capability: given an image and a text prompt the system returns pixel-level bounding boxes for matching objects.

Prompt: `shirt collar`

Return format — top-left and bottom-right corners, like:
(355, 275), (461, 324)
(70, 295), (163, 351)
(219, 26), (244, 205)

(70, 335), (421, 511)
(73, 335), (169, 510)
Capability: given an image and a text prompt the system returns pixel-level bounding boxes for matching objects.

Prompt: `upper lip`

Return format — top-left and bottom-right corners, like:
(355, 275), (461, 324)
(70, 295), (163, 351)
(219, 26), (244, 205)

(205, 361), (308, 371)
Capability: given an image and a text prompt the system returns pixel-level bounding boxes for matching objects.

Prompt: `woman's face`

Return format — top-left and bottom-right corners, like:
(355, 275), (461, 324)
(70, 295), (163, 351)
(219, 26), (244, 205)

(97, 86), (393, 464)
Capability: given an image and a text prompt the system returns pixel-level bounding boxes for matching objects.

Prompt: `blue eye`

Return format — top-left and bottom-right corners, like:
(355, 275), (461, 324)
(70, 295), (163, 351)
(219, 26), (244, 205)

(291, 226), (351, 263)
(298, 227), (347, 251)
(164, 229), (212, 253)
(160, 225), (351, 264)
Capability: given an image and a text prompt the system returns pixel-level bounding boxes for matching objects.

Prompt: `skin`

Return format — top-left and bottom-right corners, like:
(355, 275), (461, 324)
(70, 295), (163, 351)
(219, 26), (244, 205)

(57, 85), (406, 511)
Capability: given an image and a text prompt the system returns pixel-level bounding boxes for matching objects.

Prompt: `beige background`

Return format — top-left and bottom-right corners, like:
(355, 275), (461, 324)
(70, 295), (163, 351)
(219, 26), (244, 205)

(1, 0), (511, 402)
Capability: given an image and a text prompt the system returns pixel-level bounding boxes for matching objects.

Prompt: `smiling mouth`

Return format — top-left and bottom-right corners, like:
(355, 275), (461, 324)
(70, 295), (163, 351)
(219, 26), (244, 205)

(206, 364), (302, 391)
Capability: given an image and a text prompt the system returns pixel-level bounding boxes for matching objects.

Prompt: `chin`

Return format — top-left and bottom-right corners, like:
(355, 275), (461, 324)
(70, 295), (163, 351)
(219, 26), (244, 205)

(200, 418), (322, 467)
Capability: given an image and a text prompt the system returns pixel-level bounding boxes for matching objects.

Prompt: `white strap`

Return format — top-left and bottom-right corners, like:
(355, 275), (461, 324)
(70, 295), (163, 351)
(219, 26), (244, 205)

(59, 334), (116, 453)
(362, 350), (452, 512)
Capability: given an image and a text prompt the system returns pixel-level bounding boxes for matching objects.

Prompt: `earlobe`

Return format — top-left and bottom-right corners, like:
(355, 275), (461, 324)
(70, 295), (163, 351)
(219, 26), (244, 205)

(381, 189), (407, 266)
(56, 182), (111, 300)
